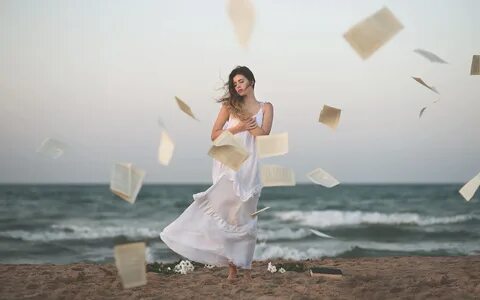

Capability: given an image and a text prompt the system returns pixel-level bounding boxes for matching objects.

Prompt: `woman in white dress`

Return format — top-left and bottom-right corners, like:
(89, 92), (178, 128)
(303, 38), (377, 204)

(160, 66), (274, 281)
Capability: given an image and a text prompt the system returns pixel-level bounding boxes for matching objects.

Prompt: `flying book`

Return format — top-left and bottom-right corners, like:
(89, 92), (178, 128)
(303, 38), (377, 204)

(319, 105), (341, 130)
(412, 77), (439, 94)
(459, 172), (480, 201)
(36, 138), (67, 159)
(260, 165), (296, 187)
(471, 55), (480, 75)
(413, 49), (447, 64)
(208, 131), (249, 171)
(307, 168), (340, 188)
(110, 163), (146, 204)
(343, 7), (403, 60)
(227, 0), (255, 48)
(158, 130), (175, 166)
(114, 242), (147, 289)
(256, 132), (288, 158)
(175, 96), (198, 120)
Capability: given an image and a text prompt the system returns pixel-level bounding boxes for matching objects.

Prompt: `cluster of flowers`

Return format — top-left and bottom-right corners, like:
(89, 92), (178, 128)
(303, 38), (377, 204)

(204, 264), (215, 269)
(173, 260), (195, 275)
(267, 262), (285, 274)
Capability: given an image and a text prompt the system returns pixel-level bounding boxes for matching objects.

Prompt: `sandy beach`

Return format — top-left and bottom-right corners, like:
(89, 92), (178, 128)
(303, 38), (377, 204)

(1, 256), (480, 299)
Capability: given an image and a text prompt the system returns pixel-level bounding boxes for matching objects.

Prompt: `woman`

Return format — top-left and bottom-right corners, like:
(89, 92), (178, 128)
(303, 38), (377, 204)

(160, 66), (274, 281)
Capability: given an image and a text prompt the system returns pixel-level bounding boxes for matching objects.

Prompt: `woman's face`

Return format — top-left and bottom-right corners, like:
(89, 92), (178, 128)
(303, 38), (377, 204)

(233, 74), (252, 96)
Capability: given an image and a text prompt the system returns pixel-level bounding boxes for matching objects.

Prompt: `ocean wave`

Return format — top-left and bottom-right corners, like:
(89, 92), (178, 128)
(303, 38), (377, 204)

(274, 210), (479, 227)
(0, 224), (160, 241)
(253, 240), (479, 260)
(257, 228), (311, 241)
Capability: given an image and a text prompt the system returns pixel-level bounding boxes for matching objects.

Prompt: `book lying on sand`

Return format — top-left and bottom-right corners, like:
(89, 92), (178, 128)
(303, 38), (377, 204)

(310, 267), (343, 279)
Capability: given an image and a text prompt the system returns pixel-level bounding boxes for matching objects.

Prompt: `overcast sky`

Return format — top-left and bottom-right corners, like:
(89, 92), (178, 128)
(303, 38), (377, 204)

(1, 0), (479, 184)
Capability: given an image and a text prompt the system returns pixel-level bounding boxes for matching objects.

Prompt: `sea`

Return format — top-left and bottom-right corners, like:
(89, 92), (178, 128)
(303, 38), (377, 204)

(0, 184), (479, 264)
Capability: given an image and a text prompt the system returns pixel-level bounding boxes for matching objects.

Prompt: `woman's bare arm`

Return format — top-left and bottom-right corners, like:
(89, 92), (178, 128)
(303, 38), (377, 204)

(211, 105), (248, 141)
(248, 102), (274, 136)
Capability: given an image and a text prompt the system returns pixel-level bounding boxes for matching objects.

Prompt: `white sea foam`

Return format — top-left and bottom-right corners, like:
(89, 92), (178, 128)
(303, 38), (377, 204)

(274, 210), (478, 227)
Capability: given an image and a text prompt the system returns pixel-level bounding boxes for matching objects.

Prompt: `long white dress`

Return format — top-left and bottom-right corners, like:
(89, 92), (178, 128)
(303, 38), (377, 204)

(160, 102), (265, 269)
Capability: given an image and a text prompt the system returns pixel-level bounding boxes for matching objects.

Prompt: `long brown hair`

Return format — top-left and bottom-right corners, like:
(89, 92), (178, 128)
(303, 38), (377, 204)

(217, 66), (256, 118)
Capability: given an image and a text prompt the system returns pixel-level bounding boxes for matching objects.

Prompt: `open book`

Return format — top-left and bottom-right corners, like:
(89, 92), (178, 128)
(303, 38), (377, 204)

(208, 131), (249, 171)
(110, 163), (146, 204)
(114, 242), (147, 289)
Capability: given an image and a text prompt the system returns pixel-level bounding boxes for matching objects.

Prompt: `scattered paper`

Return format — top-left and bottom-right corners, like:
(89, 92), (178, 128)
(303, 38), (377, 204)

(343, 7), (403, 59)
(158, 131), (175, 166)
(175, 96), (198, 120)
(471, 55), (480, 75)
(208, 131), (249, 171)
(413, 49), (448, 64)
(256, 132), (288, 158)
(307, 168), (340, 188)
(251, 206), (270, 217)
(227, 0), (255, 48)
(412, 77), (439, 94)
(459, 172), (480, 201)
(319, 105), (341, 130)
(114, 242), (147, 289)
(310, 229), (335, 239)
(36, 138), (67, 159)
(260, 165), (296, 187)
(419, 107), (427, 118)
(110, 163), (146, 204)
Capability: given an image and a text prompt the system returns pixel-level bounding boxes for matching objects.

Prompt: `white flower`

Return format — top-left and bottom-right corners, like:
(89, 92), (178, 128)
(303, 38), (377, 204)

(167, 267), (171, 270)
(267, 262), (277, 273)
(279, 268), (286, 274)
(174, 260), (195, 275)
(204, 264), (215, 269)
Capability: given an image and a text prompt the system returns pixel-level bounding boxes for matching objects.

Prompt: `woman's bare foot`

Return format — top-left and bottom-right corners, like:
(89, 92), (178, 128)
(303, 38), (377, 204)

(227, 263), (238, 281)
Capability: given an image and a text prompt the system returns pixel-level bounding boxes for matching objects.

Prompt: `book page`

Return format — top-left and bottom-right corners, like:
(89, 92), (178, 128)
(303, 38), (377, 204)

(128, 166), (146, 204)
(227, 0), (255, 48)
(307, 168), (340, 188)
(471, 55), (480, 75)
(413, 49), (447, 64)
(114, 242), (147, 289)
(319, 105), (341, 130)
(256, 132), (288, 158)
(175, 96), (198, 120)
(208, 131), (249, 171)
(158, 130), (175, 166)
(36, 138), (66, 159)
(251, 206), (270, 217)
(260, 165), (296, 187)
(110, 163), (132, 198)
(459, 172), (480, 201)
(412, 77), (439, 94)
(343, 7), (403, 59)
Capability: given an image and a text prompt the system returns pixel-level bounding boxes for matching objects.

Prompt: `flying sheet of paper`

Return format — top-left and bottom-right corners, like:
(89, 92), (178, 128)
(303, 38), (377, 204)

(310, 229), (335, 239)
(110, 163), (146, 204)
(307, 168), (340, 188)
(175, 96), (198, 120)
(319, 105), (341, 130)
(260, 165), (296, 187)
(227, 0), (255, 48)
(471, 55), (480, 75)
(412, 77), (439, 94)
(36, 138), (67, 159)
(208, 131), (249, 171)
(158, 131), (175, 166)
(256, 132), (288, 158)
(413, 49), (448, 64)
(114, 242), (147, 289)
(343, 7), (403, 60)
(419, 107), (427, 118)
(459, 172), (480, 201)
(251, 206), (270, 217)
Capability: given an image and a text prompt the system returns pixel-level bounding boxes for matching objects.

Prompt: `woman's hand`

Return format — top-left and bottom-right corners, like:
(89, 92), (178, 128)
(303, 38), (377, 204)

(236, 117), (258, 132)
